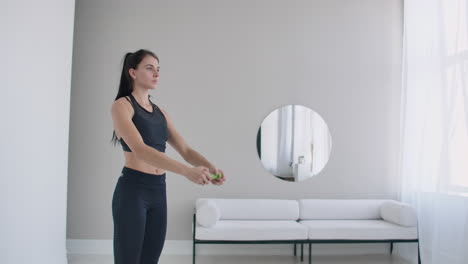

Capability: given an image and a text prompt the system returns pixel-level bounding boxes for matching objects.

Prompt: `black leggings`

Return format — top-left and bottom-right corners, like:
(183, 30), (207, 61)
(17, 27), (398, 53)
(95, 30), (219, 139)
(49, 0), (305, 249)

(112, 166), (167, 264)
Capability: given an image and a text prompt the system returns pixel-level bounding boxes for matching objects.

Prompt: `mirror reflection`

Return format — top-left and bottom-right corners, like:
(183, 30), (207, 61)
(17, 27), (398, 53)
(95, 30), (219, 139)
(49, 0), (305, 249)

(256, 105), (332, 182)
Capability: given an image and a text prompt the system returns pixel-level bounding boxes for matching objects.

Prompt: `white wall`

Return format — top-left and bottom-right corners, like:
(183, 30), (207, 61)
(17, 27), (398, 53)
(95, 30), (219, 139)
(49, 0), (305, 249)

(68, 0), (403, 240)
(1, 0), (75, 263)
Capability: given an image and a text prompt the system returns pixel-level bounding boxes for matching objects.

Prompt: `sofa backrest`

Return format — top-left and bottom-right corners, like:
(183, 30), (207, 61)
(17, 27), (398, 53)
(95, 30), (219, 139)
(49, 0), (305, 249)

(299, 199), (391, 220)
(196, 198), (299, 220)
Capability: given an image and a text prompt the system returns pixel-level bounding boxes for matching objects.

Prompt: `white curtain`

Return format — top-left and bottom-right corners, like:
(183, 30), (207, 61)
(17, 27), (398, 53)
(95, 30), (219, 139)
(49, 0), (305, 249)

(292, 105), (312, 166)
(310, 113), (332, 175)
(399, 0), (468, 263)
(276, 105), (294, 176)
(260, 106), (294, 177)
(261, 105), (317, 178)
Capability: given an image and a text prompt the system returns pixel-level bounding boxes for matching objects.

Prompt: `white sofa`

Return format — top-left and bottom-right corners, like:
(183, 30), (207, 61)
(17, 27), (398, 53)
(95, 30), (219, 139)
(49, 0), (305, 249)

(192, 198), (420, 264)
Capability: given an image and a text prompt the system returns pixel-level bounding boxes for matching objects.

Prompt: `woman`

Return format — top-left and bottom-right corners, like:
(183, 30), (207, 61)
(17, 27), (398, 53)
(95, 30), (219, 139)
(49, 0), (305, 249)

(110, 49), (226, 264)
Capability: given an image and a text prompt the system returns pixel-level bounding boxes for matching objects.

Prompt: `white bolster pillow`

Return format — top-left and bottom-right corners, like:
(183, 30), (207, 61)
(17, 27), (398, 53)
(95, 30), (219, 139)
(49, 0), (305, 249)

(196, 200), (220, 227)
(380, 200), (417, 227)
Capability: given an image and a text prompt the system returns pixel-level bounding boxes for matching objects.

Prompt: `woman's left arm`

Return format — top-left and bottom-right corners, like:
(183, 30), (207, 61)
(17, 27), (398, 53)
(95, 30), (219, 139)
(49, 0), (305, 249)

(159, 107), (226, 184)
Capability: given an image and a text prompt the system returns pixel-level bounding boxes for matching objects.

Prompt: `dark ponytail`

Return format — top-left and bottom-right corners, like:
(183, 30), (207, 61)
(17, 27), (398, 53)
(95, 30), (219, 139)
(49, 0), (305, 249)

(110, 49), (160, 146)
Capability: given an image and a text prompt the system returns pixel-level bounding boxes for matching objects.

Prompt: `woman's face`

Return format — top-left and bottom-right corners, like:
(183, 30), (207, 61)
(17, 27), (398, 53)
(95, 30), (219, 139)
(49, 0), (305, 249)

(130, 55), (160, 89)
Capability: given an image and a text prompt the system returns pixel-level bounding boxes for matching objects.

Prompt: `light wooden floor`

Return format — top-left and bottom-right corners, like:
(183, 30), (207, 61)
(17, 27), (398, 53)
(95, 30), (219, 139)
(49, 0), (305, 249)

(68, 253), (416, 264)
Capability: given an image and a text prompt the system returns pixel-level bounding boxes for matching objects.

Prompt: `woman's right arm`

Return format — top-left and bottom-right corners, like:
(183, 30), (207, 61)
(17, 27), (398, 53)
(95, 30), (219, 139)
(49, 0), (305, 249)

(111, 99), (211, 184)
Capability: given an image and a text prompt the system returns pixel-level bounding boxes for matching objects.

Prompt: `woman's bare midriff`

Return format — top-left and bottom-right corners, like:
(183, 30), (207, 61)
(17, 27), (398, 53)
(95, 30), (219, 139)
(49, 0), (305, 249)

(122, 150), (166, 175)
(117, 135), (166, 175)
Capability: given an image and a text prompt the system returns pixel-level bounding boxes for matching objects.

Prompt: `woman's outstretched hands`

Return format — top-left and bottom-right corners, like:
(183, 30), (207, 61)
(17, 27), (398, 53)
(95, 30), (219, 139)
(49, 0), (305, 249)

(185, 166), (212, 186)
(185, 166), (226, 186)
(208, 167), (226, 186)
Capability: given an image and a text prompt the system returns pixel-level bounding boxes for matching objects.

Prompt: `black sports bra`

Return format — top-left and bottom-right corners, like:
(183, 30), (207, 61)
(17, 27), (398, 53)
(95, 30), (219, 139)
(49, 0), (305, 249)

(119, 94), (168, 153)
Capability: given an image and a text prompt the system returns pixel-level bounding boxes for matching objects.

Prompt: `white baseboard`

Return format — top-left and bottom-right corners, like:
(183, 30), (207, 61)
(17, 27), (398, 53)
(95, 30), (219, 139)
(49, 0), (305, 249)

(67, 239), (396, 256)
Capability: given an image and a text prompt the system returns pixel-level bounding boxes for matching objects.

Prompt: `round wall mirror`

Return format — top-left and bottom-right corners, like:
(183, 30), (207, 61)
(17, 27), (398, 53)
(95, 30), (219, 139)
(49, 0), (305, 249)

(256, 104), (332, 182)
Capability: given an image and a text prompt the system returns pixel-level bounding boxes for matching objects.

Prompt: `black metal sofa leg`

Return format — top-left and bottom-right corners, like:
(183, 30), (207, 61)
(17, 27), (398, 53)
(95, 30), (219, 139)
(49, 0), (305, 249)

(390, 242), (394, 254)
(294, 243), (296, 256)
(308, 243), (311, 264)
(192, 241), (195, 264)
(418, 242), (421, 264)
(301, 242), (304, 261)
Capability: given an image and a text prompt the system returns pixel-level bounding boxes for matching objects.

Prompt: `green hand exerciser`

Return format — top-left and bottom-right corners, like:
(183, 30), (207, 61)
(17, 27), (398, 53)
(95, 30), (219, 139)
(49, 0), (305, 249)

(210, 172), (223, 180)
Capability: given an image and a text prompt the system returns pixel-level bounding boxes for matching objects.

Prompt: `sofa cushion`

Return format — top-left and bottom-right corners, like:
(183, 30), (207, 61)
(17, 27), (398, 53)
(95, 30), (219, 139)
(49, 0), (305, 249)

(299, 199), (390, 220)
(299, 220), (418, 240)
(195, 220), (308, 240)
(196, 198), (299, 220)
(196, 199), (220, 227)
(380, 200), (418, 227)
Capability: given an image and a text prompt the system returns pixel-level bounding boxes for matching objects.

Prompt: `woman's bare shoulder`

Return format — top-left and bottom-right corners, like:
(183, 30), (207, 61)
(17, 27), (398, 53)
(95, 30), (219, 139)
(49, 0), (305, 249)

(112, 96), (134, 115)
